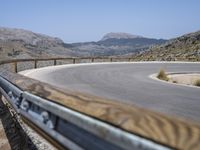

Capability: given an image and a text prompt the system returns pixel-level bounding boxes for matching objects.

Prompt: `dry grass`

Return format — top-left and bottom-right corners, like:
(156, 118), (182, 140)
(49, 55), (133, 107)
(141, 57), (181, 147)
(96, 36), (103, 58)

(173, 80), (177, 83)
(157, 69), (169, 81)
(194, 79), (200, 87)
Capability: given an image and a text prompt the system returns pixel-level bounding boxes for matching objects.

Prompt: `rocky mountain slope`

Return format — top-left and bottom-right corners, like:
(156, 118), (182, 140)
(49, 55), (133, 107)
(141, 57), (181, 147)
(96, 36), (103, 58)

(69, 32), (167, 56)
(0, 27), (75, 60)
(133, 31), (200, 61)
(0, 27), (167, 59)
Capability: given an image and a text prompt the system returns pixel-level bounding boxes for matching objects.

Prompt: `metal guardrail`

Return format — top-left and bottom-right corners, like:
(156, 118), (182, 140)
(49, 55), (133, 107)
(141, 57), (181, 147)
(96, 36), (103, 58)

(0, 71), (170, 150)
(0, 57), (200, 150)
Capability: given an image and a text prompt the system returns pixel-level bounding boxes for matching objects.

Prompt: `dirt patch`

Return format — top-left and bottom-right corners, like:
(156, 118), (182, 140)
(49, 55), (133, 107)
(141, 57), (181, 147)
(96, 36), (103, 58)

(0, 109), (10, 150)
(0, 98), (29, 150)
(0, 96), (57, 150)
(168, 73), (200, 87)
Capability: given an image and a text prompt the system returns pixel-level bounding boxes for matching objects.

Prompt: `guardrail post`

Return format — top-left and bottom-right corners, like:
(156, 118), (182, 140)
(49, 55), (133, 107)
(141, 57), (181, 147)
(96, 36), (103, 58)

(128, 58), (131, 62)
(0, 93), (2, 109)
(73, 58), (76, 64)
(14, 62), (17, 73)
(54, 60), (57, 66)
(34, 60), (37, 69)
(0, 92), (2, 101)
(110, 58), (113, 62)
(91, 58), (94, 63)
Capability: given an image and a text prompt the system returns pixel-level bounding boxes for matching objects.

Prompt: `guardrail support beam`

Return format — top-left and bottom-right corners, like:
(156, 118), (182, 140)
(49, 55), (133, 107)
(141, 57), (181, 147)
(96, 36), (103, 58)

(0, 92), (2, 101)
(54, 60), (57, 66)
(73, 58), (76, 64)
(13, 62), (17, 73)
(34, 60), (37, 69)
(0, 92), (3, 114)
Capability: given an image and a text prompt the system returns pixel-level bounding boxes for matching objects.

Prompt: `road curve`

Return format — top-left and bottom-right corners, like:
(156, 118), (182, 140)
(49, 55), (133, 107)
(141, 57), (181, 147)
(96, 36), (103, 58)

(20, 62), (200, 123)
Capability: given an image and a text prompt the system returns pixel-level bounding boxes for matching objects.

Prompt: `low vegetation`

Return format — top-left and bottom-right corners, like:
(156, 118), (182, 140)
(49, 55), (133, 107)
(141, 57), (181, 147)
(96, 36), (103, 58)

(157, 69), (169, 81)
(194, 79), (200, 87)
(172, 80), (177, 83)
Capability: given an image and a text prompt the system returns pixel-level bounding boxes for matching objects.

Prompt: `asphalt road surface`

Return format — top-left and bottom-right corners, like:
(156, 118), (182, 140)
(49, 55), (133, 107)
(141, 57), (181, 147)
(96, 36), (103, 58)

(21, 62), (200, 123)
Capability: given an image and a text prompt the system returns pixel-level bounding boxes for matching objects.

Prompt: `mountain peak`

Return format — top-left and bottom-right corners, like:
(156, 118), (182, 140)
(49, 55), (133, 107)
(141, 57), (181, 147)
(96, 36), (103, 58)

(101, 32), (143, 41)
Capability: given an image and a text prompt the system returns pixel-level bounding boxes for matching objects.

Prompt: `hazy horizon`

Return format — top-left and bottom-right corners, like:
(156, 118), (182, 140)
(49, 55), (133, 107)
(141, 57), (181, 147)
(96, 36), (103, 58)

(1, 0), (200, 43)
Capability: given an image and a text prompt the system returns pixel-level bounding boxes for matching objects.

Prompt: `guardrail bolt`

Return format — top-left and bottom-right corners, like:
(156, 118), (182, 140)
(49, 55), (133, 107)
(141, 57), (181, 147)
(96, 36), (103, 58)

(8, 91), (13, 98)
(8, 91), (22, 108)
(15, 97), (21, 108)
(41, 111), (54, 129)
(41, 111), (49, 123)
(21, 99), (29, 111)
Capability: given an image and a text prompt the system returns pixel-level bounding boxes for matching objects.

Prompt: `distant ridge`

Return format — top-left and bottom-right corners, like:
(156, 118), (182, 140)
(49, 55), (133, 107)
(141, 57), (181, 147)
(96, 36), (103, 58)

(70, 32), (167, 56)
(0, 27), (168, 59)
(101, 32), (143, 41)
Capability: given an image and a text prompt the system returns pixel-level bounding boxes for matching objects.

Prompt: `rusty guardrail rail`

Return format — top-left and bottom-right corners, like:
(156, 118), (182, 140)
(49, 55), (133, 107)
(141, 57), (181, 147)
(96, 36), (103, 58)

(0, 57), (200, 150)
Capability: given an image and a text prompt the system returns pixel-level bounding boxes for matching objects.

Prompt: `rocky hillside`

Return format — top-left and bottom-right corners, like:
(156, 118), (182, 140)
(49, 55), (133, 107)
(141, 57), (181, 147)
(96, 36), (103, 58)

(69, 32), (167, 56)
(0, 27), (167, 59)
(0, 27), (75, 60)
(133, 31), (200, 61)
(0, 27), (63, 46)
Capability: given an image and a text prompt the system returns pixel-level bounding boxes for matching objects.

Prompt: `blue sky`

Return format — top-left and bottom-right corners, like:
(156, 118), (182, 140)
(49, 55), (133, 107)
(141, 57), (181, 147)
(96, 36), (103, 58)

(0, 0), (200, 42)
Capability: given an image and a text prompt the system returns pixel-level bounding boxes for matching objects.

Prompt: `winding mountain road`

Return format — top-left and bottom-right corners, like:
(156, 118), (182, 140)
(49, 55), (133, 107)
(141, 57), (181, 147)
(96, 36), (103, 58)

(20, 62), (200, 123)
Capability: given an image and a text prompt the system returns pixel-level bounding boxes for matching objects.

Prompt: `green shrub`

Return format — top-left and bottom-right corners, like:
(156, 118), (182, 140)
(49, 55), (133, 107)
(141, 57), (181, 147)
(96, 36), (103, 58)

(157, 69), (169, 81)
(194, 79), (200, 87)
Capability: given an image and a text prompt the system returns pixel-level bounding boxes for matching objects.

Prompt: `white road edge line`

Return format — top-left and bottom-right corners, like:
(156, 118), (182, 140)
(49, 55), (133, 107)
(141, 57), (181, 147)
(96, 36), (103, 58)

(19, 61), (200, 76)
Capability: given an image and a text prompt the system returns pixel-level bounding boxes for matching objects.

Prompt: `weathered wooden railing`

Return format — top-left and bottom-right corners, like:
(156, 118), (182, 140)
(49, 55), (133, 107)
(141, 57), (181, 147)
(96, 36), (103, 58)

(0, 57), (133, 73)
(0, 57), (200, 150)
